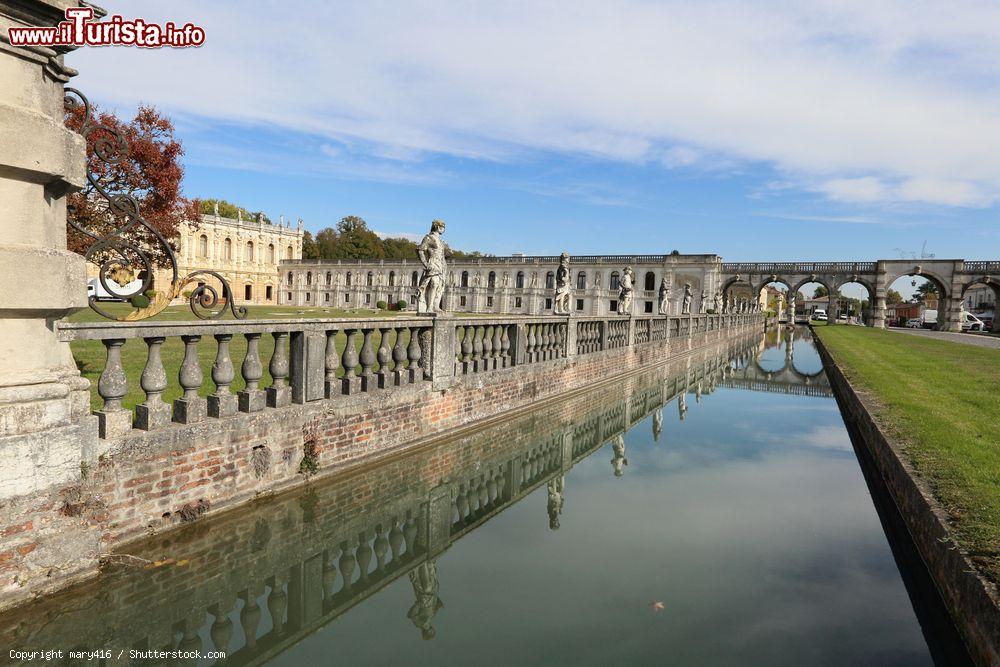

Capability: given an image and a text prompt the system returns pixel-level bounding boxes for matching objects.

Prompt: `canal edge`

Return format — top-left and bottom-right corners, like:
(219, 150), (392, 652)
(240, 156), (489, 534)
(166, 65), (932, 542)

(812, 328), (1000, 667)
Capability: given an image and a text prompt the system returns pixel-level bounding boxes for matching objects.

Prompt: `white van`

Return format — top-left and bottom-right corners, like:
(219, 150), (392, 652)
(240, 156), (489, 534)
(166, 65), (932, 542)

(812, 309), (827, 321)
(87, 277), (143, 302)
(962, 312), (986, 332)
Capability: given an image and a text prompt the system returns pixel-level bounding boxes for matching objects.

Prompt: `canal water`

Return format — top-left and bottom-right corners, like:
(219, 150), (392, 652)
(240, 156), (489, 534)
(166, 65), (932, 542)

(0, 327), (967, 666)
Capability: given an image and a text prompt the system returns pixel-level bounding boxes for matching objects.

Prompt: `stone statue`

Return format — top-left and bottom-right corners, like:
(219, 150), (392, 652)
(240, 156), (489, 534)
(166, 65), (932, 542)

(700, 290), (708, 314)
(595, 272), (602, 288)
(502, 272), (509, 287)
(714, 290), (723, 313)
(611, 435), (628, 477)
(657, 278), (669, 315)
(617, 266), (634, 316)
(213, 201), (219, 217)
(678, 393), (687, 421)
(652, 408), (663, 442)
(681, 283), (693, 315)
(407, 560), (444, 640)
(416, 219), (447, 314)
(530, 272), (538, 288)
(553, 252), (572, 315)
(237, 209), (243, 223)
(546, 476), (565, 530)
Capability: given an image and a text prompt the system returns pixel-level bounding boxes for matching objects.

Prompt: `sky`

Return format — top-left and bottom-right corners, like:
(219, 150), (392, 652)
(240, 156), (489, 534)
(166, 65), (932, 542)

(70, 1), (1000, 266)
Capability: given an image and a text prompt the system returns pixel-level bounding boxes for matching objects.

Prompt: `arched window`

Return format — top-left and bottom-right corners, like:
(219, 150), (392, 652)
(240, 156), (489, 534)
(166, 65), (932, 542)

(223, 238), (232, 260)
(516, 271), (525, 289)
(306, 271), (312, 285)
(577, 272), (587, 290)
(325, 271), (332, 286)
(268, 244), (275, 263)
(286, 245), (293, 260)
(545, 271), (555, 289)
(198, 234), (208, 258)
(488, 271), (496, 288)
(366, 271), (374, 286)
(644, 271), (656, 291)
(246, 241), (254, 262)
(287, 271), (293, 286)
(346, 271), (352, 286)
(610, 271), (621, 291)
(461, 271), (469, 287)
(411, 271), (419, 287)
(389, 271), (395, 287)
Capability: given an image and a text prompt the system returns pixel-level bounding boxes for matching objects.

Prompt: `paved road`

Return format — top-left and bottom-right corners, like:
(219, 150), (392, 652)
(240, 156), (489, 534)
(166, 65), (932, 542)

(888, 327), (1000, 349)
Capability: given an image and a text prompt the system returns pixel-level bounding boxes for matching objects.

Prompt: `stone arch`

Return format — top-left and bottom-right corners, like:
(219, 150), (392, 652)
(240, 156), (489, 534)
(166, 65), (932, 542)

(883, 269), (950, 301)
(835, 277), (876, 325)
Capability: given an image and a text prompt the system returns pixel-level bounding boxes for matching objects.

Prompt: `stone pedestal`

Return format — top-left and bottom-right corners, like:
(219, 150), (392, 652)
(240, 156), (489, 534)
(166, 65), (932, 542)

(0, 1), (98, 500)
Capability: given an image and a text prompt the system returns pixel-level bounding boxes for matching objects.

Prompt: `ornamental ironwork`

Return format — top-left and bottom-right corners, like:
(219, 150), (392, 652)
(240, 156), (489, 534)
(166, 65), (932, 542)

(63, 87), (246, 321)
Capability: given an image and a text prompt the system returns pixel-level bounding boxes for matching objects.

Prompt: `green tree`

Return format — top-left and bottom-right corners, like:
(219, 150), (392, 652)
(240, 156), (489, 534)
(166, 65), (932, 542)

(914, 281), (939, 302)
(813, 285), (829, 298)
(301, 230), (320, 259)
(199, 198), (269, 223)
(886, 288), (904, 305)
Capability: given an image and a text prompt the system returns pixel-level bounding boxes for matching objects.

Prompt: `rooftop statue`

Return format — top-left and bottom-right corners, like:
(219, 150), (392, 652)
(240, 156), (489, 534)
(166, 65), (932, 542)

(617, 266), (634, 316)
(553, 252), (572, 315)
(416, 219), (447, 314)
(681, 283), (693, 315)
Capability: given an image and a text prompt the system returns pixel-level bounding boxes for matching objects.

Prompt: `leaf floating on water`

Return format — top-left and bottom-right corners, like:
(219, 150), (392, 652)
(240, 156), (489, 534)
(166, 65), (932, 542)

(650, 601), (665, 612)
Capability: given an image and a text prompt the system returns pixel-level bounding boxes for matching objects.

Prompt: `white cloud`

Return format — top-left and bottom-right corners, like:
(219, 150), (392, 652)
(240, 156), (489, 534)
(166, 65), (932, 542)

(72, 1), (1000, 208)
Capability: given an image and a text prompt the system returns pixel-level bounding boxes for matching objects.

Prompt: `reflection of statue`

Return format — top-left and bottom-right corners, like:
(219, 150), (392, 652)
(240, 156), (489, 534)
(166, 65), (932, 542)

(678, 393), (687, 420)
(681, 283), (693, 315)
(652, 408), (663, 442)
(546, 476), (565, 529)
(553, 252), (572, 315)
(657, 278), (669, 315)
(416, 220), (447, 314)
(407, 561), (444, 640)
(696, 381), (702, 403)
(611, 435), (628, 476)
(700, 290), (708, 314)
(617, 266), (634, 316)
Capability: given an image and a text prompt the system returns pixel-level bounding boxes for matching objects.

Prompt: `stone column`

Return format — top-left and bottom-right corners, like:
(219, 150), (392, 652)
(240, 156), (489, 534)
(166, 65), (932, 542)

(872, 262), (888, 329)
(0, 1), (98, 500)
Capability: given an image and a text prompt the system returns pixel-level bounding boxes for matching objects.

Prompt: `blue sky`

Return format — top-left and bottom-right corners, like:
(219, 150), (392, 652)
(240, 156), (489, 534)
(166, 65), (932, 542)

(70, 1), (1000, 263)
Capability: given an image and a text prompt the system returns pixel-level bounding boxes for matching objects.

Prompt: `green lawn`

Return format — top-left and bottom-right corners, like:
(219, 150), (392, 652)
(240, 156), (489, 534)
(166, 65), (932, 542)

(67, 302), (411, 323)
(814, 326), (1000, 584)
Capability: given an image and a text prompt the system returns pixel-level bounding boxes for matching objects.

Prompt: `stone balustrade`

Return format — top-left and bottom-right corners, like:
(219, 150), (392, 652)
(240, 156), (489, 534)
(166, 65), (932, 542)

(57, 312), (761, 440)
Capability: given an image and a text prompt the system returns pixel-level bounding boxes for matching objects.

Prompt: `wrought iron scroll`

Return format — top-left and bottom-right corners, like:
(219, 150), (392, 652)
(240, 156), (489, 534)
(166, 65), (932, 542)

(63, 87), (247, 321)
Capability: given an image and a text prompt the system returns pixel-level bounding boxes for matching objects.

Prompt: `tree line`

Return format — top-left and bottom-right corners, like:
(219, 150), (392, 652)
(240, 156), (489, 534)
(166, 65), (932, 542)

(300, 215), (489, 261)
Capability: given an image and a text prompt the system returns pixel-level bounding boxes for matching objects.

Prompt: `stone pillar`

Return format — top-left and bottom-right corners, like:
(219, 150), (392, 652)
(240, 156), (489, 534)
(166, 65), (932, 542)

(943, 268), (965, 333)
(872, 262), (888, 329)
(0, 1), (98, 500)
(827, 287), (839, 323)
(429, 314), (457, 391)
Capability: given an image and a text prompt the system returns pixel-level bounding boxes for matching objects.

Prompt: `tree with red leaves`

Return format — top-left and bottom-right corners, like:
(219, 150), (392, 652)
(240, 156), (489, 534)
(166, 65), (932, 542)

(65, 103), (199, 270)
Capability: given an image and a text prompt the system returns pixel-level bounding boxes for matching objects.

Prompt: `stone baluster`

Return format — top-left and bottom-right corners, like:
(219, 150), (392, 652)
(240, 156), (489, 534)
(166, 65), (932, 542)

(341, 329), (360, 394)
(267, 576), (288, 634)
(472, 325), (485, 371)
(356, 532), (372, 584)
(240, 587), (262, 649)
(373, 525), (389, 573)
(208, 600), (234, 654)
(339, 540), (357, 595)
(456, 485), (470, 524)
(323, 551), (338, 600)
(266, 332), (291, 407)
(407, 328), (423, 382)
(375, 327), (393, 389)
(403, 514), (418, 553)
(392, 327), (408, 386)
(239, 333), (265, 412)
(95, 338), (130, 438)
(135, 336), (169, 431)
(491, 325), (503, 370)
(173, 335), (206, 424)
(324, 329), (339, 399)
(208, 334), (237, 418)
(461, 325), (474, 373)
(359, 329), (376, 391)
(526, 324), (537, 362)
(388, 519), (404, 563)
(500, 325), (511, 367)
(481, 325), (494, 371)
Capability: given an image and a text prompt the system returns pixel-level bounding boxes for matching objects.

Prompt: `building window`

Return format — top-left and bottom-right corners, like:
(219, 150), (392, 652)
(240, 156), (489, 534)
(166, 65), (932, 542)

(576, 298), (584, 311)
(488, 271), (496, 288)
(367, 272), (374, 287)
(305, 293), (311, 302)
(644, 271), (656, 291)
(268, 244), (275, 263)
(610, 299), (618, 311)
(286, 246), (293, 260)
(345, 293), (350, 303)
(461, 271), (469, 288)
(460, 295), (467, 307)
(246, 241), (254, 261)
(644, 301), (653, 313)
(610, 272), (620, 291)
(487, 296), (494, 307)
(411, 271), (419, 287)
(346, 271), (352, 286)
(287, 271), (293, 285)
(577, 272), (587, 290)
(266, 285), (273, 300)
(306, 271), (312, 285)
(325, 292), (330, 302)
(389, 271), (395, 287)
(516, 272), (525, 289)
(198, 234), (208, 258)
(545, 272), (555, 289)
(245, 284), (252, 300)
(224, 237), (232, 260)
(326, 271), (332, 286)
(545, 297), (553, 309)
(365, 293), (371, 304)
(287, 292), (292, 301)
(515, 297), (522, 308)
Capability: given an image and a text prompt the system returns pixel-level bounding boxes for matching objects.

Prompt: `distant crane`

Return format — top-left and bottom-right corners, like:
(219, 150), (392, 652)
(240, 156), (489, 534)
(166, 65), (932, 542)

(892, 241), (936, 260)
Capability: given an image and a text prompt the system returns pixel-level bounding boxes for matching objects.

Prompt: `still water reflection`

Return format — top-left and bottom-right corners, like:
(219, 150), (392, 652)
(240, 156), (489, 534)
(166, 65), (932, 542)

(1, 328), (964, 665)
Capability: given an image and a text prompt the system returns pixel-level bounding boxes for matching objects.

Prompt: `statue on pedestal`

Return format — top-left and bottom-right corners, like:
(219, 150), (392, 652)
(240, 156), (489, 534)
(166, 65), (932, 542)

(714, 290), (723, 313)
(617, 266), (634, 316)
(547, 476), (565, 530)
(407, 560), (444, 640)
(681, 283), (693, 315)
(416, 219), (447, 314)
(700, 290), (708, 314)
(553, 252), (572, 315)
(657, 278), (669, 315)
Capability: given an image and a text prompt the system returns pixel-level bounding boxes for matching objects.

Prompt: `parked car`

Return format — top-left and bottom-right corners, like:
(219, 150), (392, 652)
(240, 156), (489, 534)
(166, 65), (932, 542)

(812, 309), (827, 321)
(962, 312), (986, 332)
(906, 318), (923, 328)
